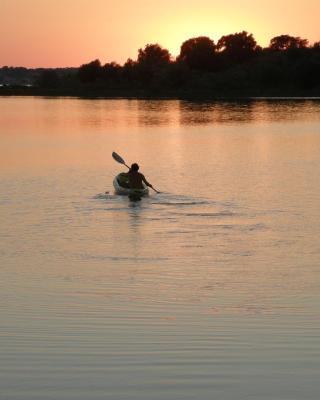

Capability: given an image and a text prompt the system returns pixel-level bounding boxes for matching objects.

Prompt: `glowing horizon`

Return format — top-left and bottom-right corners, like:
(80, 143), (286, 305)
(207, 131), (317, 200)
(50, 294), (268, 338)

(1, 0), (319, 68)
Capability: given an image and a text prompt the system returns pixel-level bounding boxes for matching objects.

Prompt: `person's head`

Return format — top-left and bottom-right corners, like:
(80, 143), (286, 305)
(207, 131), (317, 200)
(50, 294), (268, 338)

(130, 163), (139, 172)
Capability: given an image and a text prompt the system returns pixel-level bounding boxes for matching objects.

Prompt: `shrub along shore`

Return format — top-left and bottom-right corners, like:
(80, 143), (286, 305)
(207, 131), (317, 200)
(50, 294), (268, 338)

(1, 32), (320, 98)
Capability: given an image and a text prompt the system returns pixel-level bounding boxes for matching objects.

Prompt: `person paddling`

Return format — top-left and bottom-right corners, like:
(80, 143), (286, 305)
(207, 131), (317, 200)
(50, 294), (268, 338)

(111, 152), (160, 194)
(128, 163), (159, 192)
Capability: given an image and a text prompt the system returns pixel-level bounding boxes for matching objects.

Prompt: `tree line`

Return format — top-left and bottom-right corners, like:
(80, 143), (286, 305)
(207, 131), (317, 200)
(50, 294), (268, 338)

(2, 32), (320, 97)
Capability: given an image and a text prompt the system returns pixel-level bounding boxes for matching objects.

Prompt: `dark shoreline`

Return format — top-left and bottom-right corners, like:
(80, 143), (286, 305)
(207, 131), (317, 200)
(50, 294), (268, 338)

(2, 35), (320, 101)
(1, 86), (320, 101)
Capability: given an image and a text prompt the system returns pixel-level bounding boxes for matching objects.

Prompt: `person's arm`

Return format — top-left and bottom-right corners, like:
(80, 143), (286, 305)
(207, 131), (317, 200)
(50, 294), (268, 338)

(142, 174), (160, 193)
(142, 174), (153, 188)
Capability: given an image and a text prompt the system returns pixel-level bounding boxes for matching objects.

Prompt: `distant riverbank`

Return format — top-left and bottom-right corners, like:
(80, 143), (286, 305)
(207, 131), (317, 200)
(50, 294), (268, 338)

(1, 85), (320, 100)
(2, 33), (320, 100)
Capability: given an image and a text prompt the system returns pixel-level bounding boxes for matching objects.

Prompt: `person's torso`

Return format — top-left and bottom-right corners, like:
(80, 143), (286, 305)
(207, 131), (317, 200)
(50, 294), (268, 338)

(128, 171), (144, 189)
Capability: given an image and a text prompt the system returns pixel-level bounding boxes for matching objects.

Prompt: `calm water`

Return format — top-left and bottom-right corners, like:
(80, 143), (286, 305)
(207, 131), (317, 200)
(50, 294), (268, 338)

(1, 97), (320, 399)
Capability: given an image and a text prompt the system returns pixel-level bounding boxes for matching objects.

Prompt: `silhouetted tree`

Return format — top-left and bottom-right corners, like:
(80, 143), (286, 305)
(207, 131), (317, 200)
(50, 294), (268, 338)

(269, 35), (309, 51)
(293, 58), (320, 89)
(101, 62), (121, 82)
(217, 31), (258, 64)
(135, 44), (171, 88)
(37, 70), (60, 88)
(137, 44), (171, 68)
(123, 58), (136, 69)
(3, 31), (320, 98)
(122, 58), (138, 82)
(177, 36), (216, 71)
(165, 62), (191, 89)
(78, 59), (102, 82)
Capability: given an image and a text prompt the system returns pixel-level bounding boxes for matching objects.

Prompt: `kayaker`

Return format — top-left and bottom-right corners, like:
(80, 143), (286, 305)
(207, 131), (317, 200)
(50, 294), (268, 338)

(128, 163), (156, 191)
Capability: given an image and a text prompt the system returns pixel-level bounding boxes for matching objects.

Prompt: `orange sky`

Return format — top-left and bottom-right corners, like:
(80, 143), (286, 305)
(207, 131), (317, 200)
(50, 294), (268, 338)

(1, 0), (319, 68)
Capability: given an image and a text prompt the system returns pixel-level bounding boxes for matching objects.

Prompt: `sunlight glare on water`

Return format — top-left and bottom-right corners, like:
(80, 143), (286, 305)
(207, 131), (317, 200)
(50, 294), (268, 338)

(1, 97), (320, 399)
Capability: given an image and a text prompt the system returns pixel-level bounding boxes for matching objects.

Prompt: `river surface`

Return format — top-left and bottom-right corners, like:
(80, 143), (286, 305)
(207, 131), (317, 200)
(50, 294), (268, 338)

(1, 97), (320, 399)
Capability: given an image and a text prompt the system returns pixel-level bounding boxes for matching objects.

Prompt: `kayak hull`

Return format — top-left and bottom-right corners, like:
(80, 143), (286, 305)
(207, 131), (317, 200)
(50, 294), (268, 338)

(113, 175), (149, 196)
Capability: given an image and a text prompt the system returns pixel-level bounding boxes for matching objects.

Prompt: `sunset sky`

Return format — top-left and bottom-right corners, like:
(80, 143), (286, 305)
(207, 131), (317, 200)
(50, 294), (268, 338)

(1, 0), (319, 68)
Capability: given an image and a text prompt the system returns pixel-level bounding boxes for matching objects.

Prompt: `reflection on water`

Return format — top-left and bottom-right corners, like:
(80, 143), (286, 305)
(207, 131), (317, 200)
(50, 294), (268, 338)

(137, 100), (173, 125)
(179, 99), (320, 125)
(1, 97), (320, 400)
(1, 98), (320, 135)
(179, 101), (256, 124)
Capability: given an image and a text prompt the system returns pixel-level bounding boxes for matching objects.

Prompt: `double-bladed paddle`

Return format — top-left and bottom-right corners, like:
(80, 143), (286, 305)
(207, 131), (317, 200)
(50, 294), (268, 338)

(112, 151), (130, 169)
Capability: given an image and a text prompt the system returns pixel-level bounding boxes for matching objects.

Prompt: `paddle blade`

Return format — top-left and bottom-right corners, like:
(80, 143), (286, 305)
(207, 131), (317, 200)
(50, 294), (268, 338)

(112, 151), (125, 165)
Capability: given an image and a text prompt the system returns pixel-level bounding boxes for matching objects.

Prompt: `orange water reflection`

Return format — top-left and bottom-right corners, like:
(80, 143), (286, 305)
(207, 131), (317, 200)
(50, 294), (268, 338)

(1, 98), (320, 172)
